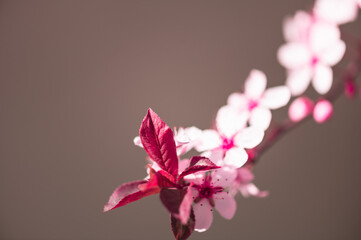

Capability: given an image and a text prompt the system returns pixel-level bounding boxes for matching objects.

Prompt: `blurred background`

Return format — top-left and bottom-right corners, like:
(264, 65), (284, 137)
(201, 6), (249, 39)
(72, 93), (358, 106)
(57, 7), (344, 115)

(0, 0), (360, 239)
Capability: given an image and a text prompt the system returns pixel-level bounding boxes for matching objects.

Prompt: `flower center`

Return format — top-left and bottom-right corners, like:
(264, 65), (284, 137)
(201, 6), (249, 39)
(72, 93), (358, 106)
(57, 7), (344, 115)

(311, 56), (319, 67)
(222, 137), (234, 150)
(248, 99), (258, 111)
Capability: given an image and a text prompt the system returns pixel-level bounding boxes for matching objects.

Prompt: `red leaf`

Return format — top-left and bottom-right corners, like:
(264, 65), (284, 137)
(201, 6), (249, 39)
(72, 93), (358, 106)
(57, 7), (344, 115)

(140, 109), (179, 178)
(104, 180), (160, 212)
(178, 156), (220, 181)
(160, 188), (187, 215)
(171, 208), (195, 240)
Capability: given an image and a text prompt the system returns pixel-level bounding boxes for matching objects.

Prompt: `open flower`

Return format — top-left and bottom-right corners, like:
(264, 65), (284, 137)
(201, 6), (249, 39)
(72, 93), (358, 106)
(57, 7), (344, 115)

(187, 168), (237, 232)
(227, 69), (290, 130)
(278, 11), (345, 96)
(196, 105), (264, 168)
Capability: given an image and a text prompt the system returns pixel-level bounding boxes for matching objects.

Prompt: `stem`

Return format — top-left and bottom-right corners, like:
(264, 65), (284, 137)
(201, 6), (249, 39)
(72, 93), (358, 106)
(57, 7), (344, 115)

(252, 44), (361, 164)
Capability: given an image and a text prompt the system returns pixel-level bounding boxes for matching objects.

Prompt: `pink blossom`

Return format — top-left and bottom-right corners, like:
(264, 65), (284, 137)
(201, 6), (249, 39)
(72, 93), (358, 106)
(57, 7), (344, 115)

(196, 105), (264, 168)
(288, 96), (314, 122)
(188, 168), (237, 232)
(230, 168), (268, 198)
(278, 11), (345, 96)
(227, 69), (291, 130)
(314, 0), (359, 25)
(313, 99), (333, 123)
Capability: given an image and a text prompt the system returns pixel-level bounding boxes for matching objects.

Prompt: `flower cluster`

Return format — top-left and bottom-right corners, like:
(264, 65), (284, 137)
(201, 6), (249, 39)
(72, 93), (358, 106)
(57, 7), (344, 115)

(104, 0), (361, 239)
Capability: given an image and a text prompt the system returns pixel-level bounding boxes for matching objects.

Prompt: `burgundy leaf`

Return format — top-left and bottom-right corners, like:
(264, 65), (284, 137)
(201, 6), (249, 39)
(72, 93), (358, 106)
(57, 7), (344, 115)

(171, 208), (195, 240)
(178, 156), (220, 181)
(140, 109), (179, 178)
(139, 170), (178, 191)
(104, 180), (160, 212)
(160, 188), (187, 215)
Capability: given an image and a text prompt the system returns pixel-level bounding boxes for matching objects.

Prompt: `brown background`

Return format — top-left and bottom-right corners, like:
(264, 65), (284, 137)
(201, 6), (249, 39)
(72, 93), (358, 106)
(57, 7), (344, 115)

(1, 1), (361, 239)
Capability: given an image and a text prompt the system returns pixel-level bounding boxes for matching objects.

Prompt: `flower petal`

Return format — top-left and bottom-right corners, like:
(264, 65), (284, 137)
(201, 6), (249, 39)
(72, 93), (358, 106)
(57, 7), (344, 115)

(227, 92), (249, 109)
(309, 21), (340, 55)
(318, 39), (346, 66)
(312, 64), (333, 95)
(244, 69), (267, 100)
(195, 130), (221, 152)
(249, 107), (272, 130)
(211, 167), (237, 188)
(278, 43), (311, 69)
(286, 67), (312, 96)
(193, 199), (213, 232)
(223, 148), (248, 168)
(314, 0), (358, 25)
(233, 126), (264, 149)
(261, 86), (291, 109)
(213, 192), (236, 220)
(216, 105), (248, 138)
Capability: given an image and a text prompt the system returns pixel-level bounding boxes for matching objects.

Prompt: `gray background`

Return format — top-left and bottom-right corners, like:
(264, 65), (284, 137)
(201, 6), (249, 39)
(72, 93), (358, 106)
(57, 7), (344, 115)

(0, 1), (360, 239)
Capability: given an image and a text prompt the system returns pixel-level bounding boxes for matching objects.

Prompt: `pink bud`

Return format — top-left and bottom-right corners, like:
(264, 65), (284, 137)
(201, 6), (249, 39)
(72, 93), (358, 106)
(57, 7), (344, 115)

(288, 97), (314, 122)
(313, 99), (333, 123)
(344, 80), (356, 99)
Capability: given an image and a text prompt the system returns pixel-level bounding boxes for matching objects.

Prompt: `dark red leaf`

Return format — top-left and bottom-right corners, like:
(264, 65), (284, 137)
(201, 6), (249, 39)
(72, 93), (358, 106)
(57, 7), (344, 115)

(178, 156), (220, 181)
(104, 180), (160, 212)
(160, 188), (187, 215)
(171, 208), (195, 240)
(140, 109), (179, 178)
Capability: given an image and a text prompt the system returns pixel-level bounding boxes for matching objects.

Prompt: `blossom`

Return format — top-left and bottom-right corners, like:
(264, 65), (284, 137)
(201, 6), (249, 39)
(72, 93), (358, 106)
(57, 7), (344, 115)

(196, 105), (264, 168)
(314, 0), (359, 25)
(227, 69), (291, 130)
(230, 167), (268, 198)
(278, 11), (345, 96)
(188, 168), (237, 232)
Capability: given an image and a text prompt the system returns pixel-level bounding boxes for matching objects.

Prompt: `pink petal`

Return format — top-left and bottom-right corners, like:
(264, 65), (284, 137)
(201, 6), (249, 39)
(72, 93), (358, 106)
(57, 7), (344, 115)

(240, 183), (269, 198)
(133, 136), (143, 148)
(216, 105), (248, 138)
(313, 99), (333, 123)
(195, 130), (221, 152)
(277, 43), (311, 69)
(223, 148), (248, 168)
(318, 39), (346, 66)
(312, 64), (333, 95)
(104, 180), (159, 212)
(249, 107), (272, 130)
(237, 167), (255, 184)
(261, 86), (291, 109)
(288, 97), (314, 122)
(140, 109), (179, 178)
(233, 126), (264, 149)
(244, 69), (267, 100)
(211, 167), (237, 188)
(283, 11), (312, 42)
(286, 67), (312, 96)
(314, 0), (358, 25)
(213, 192), (237, 220)
(193, 199), (213, 232)
(177, 185), (194, 225)
(227, 92), (249, 109)
(309, 21), (340, 56)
